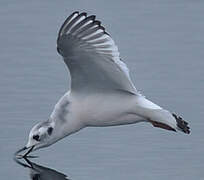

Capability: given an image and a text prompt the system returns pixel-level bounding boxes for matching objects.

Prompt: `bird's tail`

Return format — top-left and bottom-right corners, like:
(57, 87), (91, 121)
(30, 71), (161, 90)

(148, 109), (190, 134)
(172, 113), (190, 134)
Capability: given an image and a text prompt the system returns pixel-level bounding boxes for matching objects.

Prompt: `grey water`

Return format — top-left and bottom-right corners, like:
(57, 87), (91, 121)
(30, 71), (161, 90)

(0, 0), (204, 179)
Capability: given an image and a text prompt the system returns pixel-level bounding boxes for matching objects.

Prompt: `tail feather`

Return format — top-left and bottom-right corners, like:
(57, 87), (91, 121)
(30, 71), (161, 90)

(147, 109), (190, 134)
(172, 113), (190, 134)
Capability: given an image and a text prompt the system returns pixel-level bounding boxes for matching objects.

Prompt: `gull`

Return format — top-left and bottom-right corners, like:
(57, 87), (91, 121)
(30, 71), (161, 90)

(15, 11), (190, 157)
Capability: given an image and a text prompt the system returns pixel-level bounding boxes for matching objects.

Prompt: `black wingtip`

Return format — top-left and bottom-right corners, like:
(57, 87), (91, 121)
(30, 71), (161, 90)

(172, 113), (190, 134)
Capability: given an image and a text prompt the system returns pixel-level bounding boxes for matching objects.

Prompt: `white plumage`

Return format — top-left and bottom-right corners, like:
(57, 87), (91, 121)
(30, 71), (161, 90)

(57, 11), (137, 94)
(15, 11), (190, 157)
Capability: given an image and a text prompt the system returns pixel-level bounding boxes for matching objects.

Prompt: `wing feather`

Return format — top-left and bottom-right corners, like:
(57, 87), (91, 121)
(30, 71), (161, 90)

(57, 11), (139, 95)
(70, 15), (96, 34)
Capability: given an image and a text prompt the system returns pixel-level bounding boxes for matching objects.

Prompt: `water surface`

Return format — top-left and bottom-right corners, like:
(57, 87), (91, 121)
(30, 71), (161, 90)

(0, 0), (204, 179)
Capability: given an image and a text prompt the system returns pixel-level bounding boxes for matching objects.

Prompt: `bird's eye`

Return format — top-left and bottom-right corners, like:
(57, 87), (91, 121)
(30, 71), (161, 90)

(33, 135), (40, 141)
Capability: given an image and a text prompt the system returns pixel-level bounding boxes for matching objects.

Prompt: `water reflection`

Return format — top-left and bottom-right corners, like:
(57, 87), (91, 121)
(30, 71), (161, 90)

(14, 157), (70, 180)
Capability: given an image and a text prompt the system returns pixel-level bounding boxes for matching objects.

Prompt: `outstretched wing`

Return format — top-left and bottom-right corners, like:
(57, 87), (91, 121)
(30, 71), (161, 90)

(57, 11), (138, 94)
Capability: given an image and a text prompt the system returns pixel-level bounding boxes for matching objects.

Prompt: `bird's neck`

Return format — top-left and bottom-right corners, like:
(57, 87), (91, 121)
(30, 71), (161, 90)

(52, 118), (84, 142)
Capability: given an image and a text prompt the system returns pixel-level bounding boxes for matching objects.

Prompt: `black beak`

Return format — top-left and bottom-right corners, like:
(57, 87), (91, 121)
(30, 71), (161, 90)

(14, 146), (36, 159)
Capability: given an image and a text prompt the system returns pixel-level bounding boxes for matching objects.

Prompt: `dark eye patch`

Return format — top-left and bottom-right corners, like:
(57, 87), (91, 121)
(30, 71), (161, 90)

(47, 127), (53, 135)
(33, 135), (40, 141)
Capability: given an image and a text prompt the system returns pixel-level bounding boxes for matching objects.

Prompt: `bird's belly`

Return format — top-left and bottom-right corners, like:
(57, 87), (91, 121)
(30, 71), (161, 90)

(78, 92), (145, 127)
(87, 112), (144, 127)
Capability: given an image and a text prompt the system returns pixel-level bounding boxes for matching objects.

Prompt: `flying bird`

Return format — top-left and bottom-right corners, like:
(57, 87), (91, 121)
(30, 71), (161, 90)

(15, 11), (190, 157)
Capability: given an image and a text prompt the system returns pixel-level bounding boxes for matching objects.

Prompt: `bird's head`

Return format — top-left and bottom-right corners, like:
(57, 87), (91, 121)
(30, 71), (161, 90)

(27, 121), (55, 150)
(15, 120), (56, 157)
